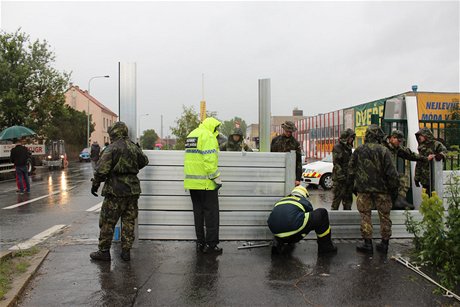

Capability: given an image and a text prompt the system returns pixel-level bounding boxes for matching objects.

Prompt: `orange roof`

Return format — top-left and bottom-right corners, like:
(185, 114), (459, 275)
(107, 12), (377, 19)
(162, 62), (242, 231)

(68, 85), (118, 117)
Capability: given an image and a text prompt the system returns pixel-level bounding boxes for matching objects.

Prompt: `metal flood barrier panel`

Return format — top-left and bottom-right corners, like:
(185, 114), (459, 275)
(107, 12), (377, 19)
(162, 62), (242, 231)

(138, 150), (422, 240)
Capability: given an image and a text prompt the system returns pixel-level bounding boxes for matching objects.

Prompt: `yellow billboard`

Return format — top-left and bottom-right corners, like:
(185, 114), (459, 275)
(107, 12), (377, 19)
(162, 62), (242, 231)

(417, 93), (459, 121)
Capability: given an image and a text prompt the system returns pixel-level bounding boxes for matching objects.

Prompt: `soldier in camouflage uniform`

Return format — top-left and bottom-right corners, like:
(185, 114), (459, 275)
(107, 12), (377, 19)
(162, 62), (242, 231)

(384, 130), (427, 210)
(270, 121), (302, 186)
(414, 127), (447, 196)
(331, 128), (355, 210)
(220, 128), (253, 152)
(90, 121), (149, 262)
(348, 124), (399, 254)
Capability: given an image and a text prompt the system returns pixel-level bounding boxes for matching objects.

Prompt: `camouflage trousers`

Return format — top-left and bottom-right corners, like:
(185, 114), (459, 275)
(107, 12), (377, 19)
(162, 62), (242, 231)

(398, 174), (410, 198)
(356, 193), (392, 240)
(331, 181), (352, 210)
(98, 196), (138, 251)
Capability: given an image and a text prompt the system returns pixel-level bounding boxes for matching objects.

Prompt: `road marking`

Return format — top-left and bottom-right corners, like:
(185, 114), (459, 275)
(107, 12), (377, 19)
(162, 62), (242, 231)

(86, 202), (103, 212)
(9, 224), (67, 251)
(2, 185), (77, 210)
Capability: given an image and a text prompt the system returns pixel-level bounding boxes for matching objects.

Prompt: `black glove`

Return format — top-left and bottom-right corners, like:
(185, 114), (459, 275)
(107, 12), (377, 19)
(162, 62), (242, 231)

(212, 177), (223, 190)
(414, 180), (421, 187)
(435, 153), (444, 161)
(91, 179), (100, 197)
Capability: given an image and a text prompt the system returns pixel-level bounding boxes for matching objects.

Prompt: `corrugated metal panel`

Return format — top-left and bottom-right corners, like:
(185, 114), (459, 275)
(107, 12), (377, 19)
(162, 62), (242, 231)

(138, 150), (421, 240)
(138, 196), (280, 211)
(140, 181), (286, 197)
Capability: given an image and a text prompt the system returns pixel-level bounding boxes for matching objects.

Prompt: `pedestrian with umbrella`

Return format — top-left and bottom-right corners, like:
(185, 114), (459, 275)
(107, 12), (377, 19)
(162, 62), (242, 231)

(1, 125), (36, 194)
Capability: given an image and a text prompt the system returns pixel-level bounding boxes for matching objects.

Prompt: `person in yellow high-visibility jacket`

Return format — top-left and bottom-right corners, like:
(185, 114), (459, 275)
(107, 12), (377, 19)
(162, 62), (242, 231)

(184, 117), (223, 254)
(267, 186), (337, 255)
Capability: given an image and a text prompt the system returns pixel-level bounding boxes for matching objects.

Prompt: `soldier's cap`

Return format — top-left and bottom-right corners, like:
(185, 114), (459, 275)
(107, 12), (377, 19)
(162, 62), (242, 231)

(390, 130), (405, 141)
(291, 185), (309, 199)
(281, 121), (297, 132)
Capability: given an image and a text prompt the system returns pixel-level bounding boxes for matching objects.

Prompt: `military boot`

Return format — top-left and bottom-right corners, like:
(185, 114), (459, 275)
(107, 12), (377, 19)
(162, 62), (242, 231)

(90, 250), (111, 261)
(121, 249), (131, 261)
(271, 237), (285, 255)
(376, 239), (389, 253)
(393, 196), (414, 210)
(317, 233), (338, 255)
(356, 239), (373, 254)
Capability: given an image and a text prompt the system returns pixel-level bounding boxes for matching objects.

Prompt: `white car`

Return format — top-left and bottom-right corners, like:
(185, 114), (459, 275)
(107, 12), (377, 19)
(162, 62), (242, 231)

(302, 154), (333, 190)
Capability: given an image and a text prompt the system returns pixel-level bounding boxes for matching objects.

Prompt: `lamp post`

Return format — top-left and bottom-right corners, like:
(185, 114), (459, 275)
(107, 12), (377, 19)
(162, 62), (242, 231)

(87, 75), (110, 148)
(138, 113), (149, 147)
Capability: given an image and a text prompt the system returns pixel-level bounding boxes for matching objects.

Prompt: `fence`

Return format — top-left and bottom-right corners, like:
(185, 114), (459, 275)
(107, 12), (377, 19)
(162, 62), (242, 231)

(137, 150), (423, 240)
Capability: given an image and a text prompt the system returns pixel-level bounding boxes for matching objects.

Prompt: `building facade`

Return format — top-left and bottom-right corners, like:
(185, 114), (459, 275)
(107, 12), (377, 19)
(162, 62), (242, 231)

(64, 85), (118, 147)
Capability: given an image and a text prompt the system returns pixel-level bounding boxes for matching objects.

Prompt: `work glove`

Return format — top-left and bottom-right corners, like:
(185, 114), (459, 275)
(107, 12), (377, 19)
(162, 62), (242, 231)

(435, 153), (444, 161)
(414, 180), (421, 187)
(91, 178), (100, 197)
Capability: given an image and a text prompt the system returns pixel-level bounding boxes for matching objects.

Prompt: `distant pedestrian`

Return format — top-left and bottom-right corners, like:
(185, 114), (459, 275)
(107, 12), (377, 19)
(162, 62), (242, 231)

(331, 128), (355, 210)
(384, 130), (426, 209)
(184, 117), (223, 254)
(89, 122), (149, 262)
(10, 138), (31, 194)
(220, 128), (252, 152)
(90, 141), (101, 169)
(267, 186), (337, 255)
(414, 127), (447, 196)
(348, 124), (399, 254)
(271, 121), (302, 186)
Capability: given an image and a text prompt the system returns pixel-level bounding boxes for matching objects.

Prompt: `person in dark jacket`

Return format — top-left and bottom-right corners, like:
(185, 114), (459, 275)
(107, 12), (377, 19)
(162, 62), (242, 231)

(90, 122), (149, 262)
(348, 124), (399, 254)
(10, 138), (30, 193)
(331, 128), (355, 210)
(414, 127), (447, 196)
(271, 121), (302, 186)
(220, 128), (252, 152)
(90, 141), (101, 169)
(267, 185), (337, 255)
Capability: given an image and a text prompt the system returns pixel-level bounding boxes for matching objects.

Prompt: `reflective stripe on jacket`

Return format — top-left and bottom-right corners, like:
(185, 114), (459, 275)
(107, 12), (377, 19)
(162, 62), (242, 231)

(184, 117), (221, 190)
(267, 196), (312, 237)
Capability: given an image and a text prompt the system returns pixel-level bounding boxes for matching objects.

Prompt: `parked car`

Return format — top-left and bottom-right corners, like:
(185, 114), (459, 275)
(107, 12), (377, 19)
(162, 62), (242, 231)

(79, 148), (91, 162)
(302, 154), (333, 190)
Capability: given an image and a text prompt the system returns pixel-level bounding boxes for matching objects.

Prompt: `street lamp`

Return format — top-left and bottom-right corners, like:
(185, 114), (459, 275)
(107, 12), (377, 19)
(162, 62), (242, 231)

(138, 113), (149, 147)
(87, 75), (110, 148)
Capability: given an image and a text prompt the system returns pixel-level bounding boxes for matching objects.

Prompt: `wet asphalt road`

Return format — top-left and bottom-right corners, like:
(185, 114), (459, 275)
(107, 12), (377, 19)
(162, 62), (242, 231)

(18, 241), (457, 306)
(2, 162), (458, 306)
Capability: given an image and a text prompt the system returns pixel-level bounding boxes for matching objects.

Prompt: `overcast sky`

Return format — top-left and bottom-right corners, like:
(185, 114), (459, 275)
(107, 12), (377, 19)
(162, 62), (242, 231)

(1, 1), (459, 137)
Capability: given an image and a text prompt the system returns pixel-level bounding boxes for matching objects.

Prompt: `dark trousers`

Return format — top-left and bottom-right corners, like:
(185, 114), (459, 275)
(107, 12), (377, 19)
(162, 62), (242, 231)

(15, 166), (30, 192)
(279, 208), (330, 244)
(190, 189), (220, 246)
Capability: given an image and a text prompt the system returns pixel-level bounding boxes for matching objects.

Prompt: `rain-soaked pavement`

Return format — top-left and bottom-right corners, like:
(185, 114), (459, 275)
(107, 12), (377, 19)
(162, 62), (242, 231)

(18, 240), (458, 306)
(2, 162), (458, 306)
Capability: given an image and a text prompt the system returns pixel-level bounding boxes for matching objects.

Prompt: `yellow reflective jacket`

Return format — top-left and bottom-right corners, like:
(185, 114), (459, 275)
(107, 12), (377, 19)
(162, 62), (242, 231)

(184, 117), (221, 190)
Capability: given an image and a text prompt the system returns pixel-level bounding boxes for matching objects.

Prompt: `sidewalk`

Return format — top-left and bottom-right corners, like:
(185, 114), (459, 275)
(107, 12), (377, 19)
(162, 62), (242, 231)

(17, 240), (458, 306)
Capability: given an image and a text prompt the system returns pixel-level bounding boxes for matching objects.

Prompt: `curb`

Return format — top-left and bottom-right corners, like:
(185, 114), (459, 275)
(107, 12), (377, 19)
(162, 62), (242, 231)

(0, 251), (12, 261)
(0, 249), (49, 307)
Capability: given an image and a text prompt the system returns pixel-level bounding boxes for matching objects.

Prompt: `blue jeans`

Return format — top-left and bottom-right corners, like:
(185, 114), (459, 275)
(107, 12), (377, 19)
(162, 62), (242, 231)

(15, 166), (30, 192)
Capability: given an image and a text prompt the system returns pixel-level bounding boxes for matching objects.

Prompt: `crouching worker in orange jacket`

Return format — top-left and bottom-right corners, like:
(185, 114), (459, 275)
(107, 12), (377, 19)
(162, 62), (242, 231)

(267, 186), (337, 255)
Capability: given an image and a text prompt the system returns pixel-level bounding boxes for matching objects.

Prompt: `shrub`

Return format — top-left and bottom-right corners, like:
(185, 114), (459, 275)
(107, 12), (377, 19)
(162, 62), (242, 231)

(405, 173), (460, 291)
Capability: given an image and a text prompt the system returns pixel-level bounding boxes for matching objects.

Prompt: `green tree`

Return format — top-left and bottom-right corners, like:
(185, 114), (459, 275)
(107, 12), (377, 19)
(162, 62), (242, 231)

(220, 117), (248, 138)
(170, 105), (218, 150)
(0, 29), (71, 135)
(44, 105), (88, 148)
(140, 129), (159, 150)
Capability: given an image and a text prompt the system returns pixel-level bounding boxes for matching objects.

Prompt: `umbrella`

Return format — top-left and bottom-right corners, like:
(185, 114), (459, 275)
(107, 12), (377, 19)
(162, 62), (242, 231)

(0, 125), (36, 140)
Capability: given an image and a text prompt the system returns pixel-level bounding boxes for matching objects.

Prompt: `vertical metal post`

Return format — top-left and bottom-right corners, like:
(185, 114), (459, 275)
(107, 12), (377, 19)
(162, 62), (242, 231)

(118, 62), (138, 247)
(285, 151), (296, 195)
(258, 79), (271, 152)
(433, 160), (444, 200)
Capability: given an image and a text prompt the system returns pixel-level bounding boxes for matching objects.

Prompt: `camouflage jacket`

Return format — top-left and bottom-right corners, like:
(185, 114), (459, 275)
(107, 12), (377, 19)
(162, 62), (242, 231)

(348, 130), (399, 194)
(332, 130), (354, 182)
(94, 122), (149, 198)
(384, 141), (425, 175)
(220, 128), (252, 152)
(270, 134), (302, 181)
(414, 127), (448, 186)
